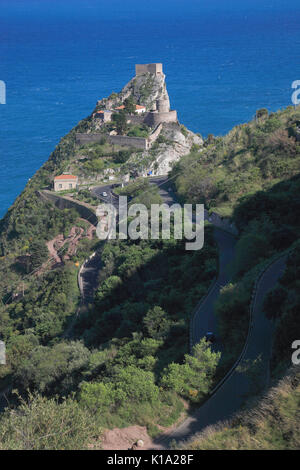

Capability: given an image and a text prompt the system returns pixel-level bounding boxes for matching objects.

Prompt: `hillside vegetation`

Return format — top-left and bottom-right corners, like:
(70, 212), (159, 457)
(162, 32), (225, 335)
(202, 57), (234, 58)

(0, 106), (219, 441)
(181, 366), (300, 450)
(1, 100), (300, 449)
(171, 106), (300, 449)
(172, 106), (300, 218)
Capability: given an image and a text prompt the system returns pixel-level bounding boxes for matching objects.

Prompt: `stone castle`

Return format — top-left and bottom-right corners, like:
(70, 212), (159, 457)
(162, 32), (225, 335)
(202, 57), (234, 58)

(135, 63), (163, 75)
(133, 63), (177, 126)
(76, 63), (178, 148)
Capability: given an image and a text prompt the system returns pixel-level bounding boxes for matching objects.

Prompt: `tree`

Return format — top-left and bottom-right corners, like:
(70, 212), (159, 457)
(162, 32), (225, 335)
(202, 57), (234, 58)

(143, 306), (171, 339)
(114, 149), (132, 164)
(14, 341), (90, 396)
(124, 96), (136, 114)
(112, 111), (127, 135)
(113, 365), (159, 405)
(95, 275), (123, 307)
(234, 232), (270, 275)
(7, 334), (39, 371)
(80, 382), (114, 413)
(160, 339), (220, 401)
(256, 108), (269, 119)
(29, 240), (48, 269)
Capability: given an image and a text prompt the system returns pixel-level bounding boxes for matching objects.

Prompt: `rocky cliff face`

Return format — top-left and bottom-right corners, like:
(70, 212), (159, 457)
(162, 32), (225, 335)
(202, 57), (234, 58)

(120, 73), (170, 111)
(100, 72), (169, 112)
(151, 123), (203, 175)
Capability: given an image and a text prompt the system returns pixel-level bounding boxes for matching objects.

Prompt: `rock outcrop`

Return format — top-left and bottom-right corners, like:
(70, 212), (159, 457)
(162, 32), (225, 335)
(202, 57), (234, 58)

(151, 122), (203, 175)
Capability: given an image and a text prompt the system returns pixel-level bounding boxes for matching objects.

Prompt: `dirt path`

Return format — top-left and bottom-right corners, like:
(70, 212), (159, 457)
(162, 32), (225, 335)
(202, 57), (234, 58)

(37, 220), (96, 275)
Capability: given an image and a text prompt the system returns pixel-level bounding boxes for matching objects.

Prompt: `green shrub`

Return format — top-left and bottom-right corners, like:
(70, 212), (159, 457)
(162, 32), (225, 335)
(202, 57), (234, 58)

(0, 393), (100, 450)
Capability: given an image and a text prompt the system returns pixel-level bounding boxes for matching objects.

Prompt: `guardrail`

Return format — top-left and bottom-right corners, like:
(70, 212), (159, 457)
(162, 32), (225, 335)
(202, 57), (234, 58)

(189, 276), (217, 352)
(77, 251), (97, 300)
(208, 246), (294, 397)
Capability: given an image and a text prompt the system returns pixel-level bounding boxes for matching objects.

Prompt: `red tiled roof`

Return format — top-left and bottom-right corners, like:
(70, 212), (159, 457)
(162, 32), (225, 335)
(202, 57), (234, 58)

(115, 104), (146, 111)
(54, 174), (78, 180)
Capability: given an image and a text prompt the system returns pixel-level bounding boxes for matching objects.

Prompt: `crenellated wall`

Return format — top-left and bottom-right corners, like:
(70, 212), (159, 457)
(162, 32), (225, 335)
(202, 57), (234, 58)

(135, 63), (163, 75)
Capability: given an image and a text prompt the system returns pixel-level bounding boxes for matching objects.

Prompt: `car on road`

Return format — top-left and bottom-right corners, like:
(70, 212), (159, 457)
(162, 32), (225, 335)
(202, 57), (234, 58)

(205, 332), (216, 343)
(102, 191), (108, 197)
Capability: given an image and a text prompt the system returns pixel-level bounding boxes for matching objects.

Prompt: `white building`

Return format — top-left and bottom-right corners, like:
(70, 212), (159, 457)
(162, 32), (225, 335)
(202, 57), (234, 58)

(135, 105), (146, 114)
(114, 104), (146, 114)
(54, 174), (78, 192)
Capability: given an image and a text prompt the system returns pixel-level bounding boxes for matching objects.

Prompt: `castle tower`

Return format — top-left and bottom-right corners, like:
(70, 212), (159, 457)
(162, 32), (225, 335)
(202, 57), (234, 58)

(135, 63), (163, 76)
(156, 97), (170, 113)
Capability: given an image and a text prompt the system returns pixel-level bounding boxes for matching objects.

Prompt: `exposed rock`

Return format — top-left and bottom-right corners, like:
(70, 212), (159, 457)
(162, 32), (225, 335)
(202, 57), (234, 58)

(120, 72), (170, 111)
(132, 122), (203, 175)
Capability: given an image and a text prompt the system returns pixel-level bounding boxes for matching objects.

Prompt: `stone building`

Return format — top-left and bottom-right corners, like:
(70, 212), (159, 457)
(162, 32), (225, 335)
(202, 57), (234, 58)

(94, 109), (113, 122)
(115, 104), (146, 114)
(54, 174), (78, 192)
(135, 63), (163, 75)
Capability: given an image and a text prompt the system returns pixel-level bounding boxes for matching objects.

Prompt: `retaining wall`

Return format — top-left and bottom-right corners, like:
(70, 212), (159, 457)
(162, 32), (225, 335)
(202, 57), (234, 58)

(38, 190), (98, 226)
(148, 123), (163, 144)
(75, 133), (148, 150)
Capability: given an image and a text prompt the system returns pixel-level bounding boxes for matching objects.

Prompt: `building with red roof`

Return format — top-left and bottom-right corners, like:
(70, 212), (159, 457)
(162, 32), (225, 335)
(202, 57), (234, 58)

(54, 174), (78, 192)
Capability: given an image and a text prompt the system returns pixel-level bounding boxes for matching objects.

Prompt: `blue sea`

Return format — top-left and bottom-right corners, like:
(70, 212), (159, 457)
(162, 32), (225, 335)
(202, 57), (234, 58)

(1, 0), (300, 219)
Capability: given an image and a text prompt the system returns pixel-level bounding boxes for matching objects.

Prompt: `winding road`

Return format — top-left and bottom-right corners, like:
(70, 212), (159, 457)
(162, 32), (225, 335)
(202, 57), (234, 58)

(91, 177), (287, 446)
(0, 177), (288, 445)
(156, 255), (287, 447)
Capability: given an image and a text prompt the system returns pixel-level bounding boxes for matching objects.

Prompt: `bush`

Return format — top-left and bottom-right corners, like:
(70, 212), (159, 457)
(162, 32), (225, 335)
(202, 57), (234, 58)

(160, 339), (220, 402)
(0, 393), (100, 450)
(14, 341), (90, 396)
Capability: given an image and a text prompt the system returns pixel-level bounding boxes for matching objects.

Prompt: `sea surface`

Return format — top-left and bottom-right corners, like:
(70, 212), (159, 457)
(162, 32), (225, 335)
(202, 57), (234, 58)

(0, 0), (300, 218)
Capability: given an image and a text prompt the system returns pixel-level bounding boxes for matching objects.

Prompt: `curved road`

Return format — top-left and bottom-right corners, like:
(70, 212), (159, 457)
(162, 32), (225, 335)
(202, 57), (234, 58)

(157, 255), (286, 446)
(0, 178), (287, 443)
(91, 179), (287, 446)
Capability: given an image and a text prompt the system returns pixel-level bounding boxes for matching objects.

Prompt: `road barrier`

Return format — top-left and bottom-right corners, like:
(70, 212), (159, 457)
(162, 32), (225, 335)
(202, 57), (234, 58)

(208, 247), (293, 397)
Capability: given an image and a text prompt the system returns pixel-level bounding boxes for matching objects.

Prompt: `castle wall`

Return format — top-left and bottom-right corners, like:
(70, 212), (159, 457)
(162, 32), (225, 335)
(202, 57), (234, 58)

(107, 135), (148, 150)
(135, 63), (163, 75)
(126, 114), (148, 126)
(75, 133), (148, 150)
(76, 133), (107, 145)
(144, 110), (177, 127)
(148, 123), (163, 144)
(76, 107), (177, 150)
